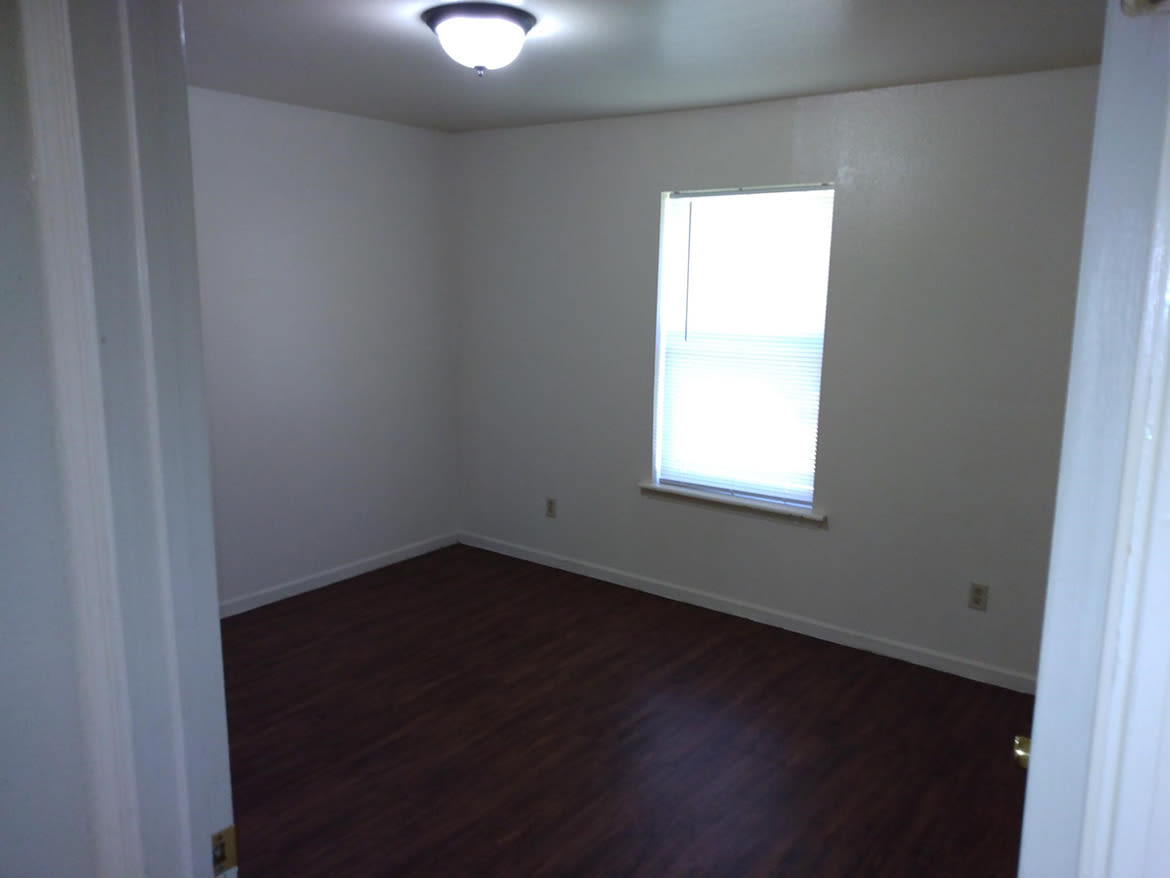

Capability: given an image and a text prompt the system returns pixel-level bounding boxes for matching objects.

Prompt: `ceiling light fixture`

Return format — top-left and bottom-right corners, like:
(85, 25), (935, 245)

(422, 2), (537, 76)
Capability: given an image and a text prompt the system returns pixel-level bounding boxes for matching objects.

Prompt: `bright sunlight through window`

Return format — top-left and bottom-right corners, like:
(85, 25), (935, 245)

(652, 185), (835, 509)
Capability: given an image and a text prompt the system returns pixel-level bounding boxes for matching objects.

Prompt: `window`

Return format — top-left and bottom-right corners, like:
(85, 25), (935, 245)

(651, 185), (835, 512)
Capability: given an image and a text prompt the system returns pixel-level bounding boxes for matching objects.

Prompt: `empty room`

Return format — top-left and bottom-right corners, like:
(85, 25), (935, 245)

(189, 1), (1096, 873)
(10, 1), (1170, 876)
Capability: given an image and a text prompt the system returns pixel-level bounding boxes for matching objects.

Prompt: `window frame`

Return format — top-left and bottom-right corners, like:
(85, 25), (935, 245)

(645, 183), (834, 523)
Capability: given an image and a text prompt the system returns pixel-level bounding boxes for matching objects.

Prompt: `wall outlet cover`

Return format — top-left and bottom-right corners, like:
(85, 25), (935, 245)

(968, 583), (990, 612)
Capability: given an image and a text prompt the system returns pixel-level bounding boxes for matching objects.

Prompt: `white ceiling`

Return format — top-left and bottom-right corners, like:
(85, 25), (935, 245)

(181, 0), (1105, 132)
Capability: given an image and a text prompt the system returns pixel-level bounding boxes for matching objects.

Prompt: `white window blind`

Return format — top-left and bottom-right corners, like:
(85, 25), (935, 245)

(653, 186), (835, 508)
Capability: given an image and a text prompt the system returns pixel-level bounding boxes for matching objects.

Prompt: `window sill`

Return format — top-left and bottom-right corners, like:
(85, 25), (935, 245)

(638, 481), (827, 525)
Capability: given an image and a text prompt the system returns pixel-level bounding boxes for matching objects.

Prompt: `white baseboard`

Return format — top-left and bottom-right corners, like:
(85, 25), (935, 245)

(218, 533), (459, 618)
(458, 533), (1036, 693)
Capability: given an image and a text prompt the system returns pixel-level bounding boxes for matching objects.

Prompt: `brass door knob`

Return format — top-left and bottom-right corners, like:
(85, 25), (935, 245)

(1013, 735), (1030, 769)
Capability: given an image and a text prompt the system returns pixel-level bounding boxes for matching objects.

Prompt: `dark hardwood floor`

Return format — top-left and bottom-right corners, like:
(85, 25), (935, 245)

(221, 545), (1032, 877)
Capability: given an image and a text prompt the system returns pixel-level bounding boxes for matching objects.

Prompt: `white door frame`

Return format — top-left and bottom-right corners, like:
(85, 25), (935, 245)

(19, 0), (234, 875)
(1019, 2), (1170, 876)
(21, 1), (145, 871)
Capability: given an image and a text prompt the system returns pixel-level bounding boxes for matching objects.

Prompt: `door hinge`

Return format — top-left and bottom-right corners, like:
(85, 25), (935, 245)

(211, 825), (238, 875)
(1123, 0), (1170, 16)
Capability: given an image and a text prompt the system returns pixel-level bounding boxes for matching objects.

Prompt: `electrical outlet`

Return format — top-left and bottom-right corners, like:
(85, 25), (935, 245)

(968, 583), (990, 612)
(1124, 0), (1170, 18)
(545, 497), (557, 518)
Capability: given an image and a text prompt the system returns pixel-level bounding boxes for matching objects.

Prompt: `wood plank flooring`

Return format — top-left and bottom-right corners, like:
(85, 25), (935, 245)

(221, 545), (1033, 876)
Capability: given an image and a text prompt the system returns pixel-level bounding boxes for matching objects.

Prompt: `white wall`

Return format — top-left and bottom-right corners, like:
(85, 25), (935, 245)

(188, 88), (459, 614)
(189, 69), (1096, 685)
(450, 67), (1098, 689)
(0, 3), (94, 871)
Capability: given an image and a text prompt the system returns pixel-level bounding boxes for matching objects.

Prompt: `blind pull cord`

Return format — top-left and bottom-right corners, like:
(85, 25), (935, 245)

(684, 202), (694, 342)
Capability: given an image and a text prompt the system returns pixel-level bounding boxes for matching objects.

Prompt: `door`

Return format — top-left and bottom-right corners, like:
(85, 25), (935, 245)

(15, 0), (235, 875)
(1019, 1), (1170, 875)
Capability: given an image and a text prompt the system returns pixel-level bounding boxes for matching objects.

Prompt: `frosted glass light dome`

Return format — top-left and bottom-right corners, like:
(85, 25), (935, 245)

(422, 3), (537, 73)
